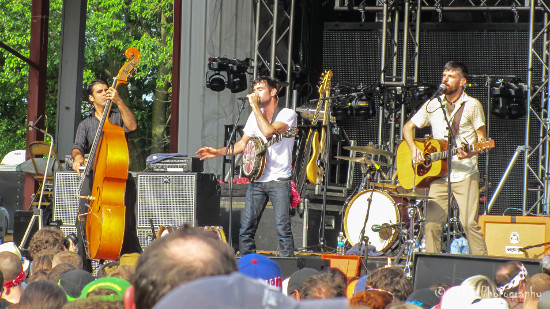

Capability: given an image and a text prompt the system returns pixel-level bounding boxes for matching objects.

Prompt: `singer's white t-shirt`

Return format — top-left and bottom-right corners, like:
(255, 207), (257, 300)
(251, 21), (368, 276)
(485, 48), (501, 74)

(243, 107), (297, 182)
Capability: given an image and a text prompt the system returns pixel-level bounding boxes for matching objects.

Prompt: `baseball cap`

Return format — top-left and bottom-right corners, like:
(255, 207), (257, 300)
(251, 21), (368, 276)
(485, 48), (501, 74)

(238, 254), (282, 288)
(406, 288), (440, 309)
(80, 277), (131, 301)
(287, 268), (320, 295)
(153, 272), (349, 309)
(439, 285), (481, 309)
(58, 270), (95, 301)
(0, 242), (30, 271)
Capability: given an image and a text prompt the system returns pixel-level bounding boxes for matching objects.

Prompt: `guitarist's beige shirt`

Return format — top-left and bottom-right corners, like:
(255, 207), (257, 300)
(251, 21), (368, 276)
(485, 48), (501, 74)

(243, 107), (297, 182)
(411, 92), (485, 182)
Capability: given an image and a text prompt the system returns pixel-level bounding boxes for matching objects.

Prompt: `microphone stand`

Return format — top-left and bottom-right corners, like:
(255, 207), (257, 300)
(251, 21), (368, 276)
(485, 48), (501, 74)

(358, 166), (377, 274)
(224, 98), (248, 249)
(435, 94), (458, 252)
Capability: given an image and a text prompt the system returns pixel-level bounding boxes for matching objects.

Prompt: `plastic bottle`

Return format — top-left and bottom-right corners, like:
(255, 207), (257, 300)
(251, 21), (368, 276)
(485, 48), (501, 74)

(337, 232), (345, 255)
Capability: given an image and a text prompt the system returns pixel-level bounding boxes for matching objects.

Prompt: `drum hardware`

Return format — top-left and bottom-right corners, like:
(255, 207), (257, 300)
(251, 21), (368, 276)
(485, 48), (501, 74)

(334, 155), (391, 167)
(393, 191), (433, 200)
(343, 145), (393, 156)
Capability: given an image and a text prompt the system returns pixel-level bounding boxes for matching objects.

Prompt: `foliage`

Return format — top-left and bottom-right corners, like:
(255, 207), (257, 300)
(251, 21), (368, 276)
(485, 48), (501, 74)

(0, 0), (173, 169)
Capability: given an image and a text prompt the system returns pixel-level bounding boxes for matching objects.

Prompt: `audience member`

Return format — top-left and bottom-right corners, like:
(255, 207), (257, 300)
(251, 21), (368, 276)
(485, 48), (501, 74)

(17, 280), (67, 309)
(48, 263), (77, 285)
(495, 261), (528, 309)
(324, 267), (347, 296)
(58, 270), (95, 301)
(366, 266), (413, 301)
(287, 268), (320, 299)
(439, 285), (481, 309)
(152, 272), (349, 309)
(126, 225), (237, 309)
(469, 297), (509, 308)
(31, 254), (52, 275)
(461, 274), (499, 299)
(52, 251), (83, 270)
(82, 277), (131, 301)
(0, 251), (27, 306)
(238, 253), (282, 289)
(96, 261), (120, 278)
(523, 273), (550, 309)
(28, 227), (65, 260)
(539, 290), (550, 309)
(109, 265), (134, 282)
(0, 243), (30, 273)
(350, 288), (394, 308)
(301, 272), (346, 299)
(406, 288), (440, 309)
(27, 269), (48, 284)
(387, 301), (423, 309)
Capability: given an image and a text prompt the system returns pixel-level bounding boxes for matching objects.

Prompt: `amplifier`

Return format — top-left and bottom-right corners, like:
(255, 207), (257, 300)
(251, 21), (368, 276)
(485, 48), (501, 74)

(137, 172), (220, 229)
(146, 157), (203, 172)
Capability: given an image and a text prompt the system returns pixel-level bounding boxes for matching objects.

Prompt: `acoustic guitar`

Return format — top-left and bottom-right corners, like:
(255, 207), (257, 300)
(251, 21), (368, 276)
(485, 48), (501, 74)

(306, 70), (332, 184)
(78, 47), (141, 260)
(396, 138), (495, 189)
(242, 128), (297, 180)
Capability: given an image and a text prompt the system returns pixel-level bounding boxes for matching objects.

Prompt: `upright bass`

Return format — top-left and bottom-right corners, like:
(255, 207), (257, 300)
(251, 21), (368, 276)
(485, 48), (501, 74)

(79, 47), (140, 260)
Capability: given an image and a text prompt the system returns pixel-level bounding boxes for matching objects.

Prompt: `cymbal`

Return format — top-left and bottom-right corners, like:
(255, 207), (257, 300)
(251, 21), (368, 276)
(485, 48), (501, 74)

(344, 145), (393, 156)
(334, 156), (391, 167)
(393, 192), (433, 200)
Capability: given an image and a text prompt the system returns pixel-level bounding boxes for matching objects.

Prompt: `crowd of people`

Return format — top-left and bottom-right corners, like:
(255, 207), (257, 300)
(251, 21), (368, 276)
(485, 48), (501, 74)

(0, 225), (544, 308)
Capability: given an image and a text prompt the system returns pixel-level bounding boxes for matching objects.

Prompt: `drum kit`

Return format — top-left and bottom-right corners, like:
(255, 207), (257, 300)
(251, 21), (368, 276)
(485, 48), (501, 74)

(336, 144), (431, 273)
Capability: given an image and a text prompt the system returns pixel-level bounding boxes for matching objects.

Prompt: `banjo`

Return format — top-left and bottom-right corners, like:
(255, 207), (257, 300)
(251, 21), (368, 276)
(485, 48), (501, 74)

(242, 128), (297, 180)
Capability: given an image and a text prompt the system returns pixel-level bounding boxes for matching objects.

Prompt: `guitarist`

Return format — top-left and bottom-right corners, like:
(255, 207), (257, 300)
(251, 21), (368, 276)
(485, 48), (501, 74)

(402, 61), (488, 256)
(72, 80), (142, 269)
(196, 76), (297, 257)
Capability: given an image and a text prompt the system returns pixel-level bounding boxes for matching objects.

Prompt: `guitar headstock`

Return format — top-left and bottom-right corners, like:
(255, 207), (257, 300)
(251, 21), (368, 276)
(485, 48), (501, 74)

(473, 139), (495, 152)
(318, 70), (333, 98)
(115, 47), (141, 86)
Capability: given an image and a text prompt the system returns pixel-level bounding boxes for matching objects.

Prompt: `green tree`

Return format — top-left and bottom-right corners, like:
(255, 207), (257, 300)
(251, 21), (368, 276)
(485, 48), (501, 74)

(0, 0), (173, 171)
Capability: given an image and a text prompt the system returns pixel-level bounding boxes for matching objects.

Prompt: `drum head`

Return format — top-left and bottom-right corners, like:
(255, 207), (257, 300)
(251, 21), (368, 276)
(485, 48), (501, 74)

(344, 189), (400, 252)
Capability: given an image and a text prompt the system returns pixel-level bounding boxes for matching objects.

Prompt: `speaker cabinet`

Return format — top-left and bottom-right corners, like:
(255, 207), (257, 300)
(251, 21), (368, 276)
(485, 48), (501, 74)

(479, 215), (550, 259)
(13, 210), (38, 248)
(0, 171), (25, 231)
(53, 171), (83, 226)
(136, 172), (220, 229)
(413, 253), (542, 291)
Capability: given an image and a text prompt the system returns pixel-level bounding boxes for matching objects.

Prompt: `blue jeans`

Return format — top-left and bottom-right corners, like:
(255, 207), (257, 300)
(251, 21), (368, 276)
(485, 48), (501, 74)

(239, 180), (295, 257)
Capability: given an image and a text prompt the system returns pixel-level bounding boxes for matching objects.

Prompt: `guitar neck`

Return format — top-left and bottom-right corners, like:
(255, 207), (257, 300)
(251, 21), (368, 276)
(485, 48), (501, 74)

(431, 143), (476, 162)
(261, 130), (295, 153)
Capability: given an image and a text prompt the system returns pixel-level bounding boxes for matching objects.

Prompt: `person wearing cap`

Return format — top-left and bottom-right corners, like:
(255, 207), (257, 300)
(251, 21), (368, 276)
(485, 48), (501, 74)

(495, 261), (529, 309)
(406, 288), (440, 309)
(197, 76), (297, 257)
(57, 269), (95, 302)
(287, 268), (320, 299)
(238, 253), (282, 289)
(0, 251), (27, 307)
(17, 280), (67, 309)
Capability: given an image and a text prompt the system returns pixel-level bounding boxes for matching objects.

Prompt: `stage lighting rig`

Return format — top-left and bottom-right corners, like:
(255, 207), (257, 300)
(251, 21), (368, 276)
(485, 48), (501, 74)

(491, 80), (527, 120)
(331, 85), (377, 121)
(205, 57), (252, 93)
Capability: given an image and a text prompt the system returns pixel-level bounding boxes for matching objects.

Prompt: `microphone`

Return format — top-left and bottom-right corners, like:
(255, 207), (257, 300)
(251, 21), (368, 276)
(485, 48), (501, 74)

(372, 224), (390, 232)
(429, 84), (447, 100)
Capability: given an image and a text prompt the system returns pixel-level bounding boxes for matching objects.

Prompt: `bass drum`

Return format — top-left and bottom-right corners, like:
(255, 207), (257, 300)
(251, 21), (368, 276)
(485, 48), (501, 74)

(344, 189), (402, 252)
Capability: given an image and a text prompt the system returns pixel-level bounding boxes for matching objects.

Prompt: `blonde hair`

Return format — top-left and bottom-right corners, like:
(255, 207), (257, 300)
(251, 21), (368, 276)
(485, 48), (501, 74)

(461, 275), (499, 299)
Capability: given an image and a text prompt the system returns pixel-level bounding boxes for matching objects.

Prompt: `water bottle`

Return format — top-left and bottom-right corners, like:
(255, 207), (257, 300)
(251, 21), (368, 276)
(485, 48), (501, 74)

(337, 232), (345, 255)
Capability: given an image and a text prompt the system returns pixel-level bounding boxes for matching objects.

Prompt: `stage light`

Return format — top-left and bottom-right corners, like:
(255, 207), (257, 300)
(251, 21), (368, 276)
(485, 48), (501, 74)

(491, 81), (526, 120)
(205, 57), (252, 93)
(206, 71), (228, 92)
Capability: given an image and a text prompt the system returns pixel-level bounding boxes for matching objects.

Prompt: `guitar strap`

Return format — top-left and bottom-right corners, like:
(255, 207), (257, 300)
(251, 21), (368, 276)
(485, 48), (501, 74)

(450, 102), (465, 147)
(268, 104), (285, 139)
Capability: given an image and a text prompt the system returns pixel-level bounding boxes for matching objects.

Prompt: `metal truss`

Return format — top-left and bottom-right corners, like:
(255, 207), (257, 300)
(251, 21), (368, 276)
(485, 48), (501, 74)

(253, 0), (296, 107)
(523, 1), (550, 215)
